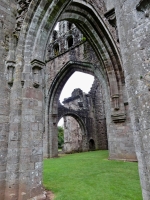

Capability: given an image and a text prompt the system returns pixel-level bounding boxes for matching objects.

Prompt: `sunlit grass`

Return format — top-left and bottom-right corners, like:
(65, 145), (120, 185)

(43, 150), (142, 200)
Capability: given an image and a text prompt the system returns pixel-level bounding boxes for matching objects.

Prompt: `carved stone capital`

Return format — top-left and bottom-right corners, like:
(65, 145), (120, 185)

(31, 59), (45, 70)
(6, 60), (16, 69)
(104, 8), (119, 42)
(6, 60), (16, 87)
(31, 59), (45, 88)
(104, 8), (116, 28)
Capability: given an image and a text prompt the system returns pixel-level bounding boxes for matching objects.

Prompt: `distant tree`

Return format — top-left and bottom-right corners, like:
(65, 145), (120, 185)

(58, 126), (64, 148)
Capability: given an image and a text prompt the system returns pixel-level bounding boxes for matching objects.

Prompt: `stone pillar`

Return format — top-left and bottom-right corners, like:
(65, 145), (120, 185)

(96, 9), (136, 159)
(4, 34), (21, 199)
(48, 114), (58, 158)
(0, 1), (17, 197)
(17, 59), (45, 199)
(115, 0), (150, 199)
(0, 58), (11, 199)
(4, 58), (46, 199)
(4, 59), (22, 200)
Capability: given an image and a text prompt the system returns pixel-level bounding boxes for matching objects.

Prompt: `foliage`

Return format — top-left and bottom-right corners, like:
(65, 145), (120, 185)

(58, 126), (64, 148)
(81, 36), (86, 42)
(43, 150), (142, 200)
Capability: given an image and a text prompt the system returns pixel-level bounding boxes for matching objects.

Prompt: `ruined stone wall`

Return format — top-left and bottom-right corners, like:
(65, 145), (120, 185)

(47, 23), (83, 61)
(0, 0), (17, 198)
(45, 24), (136, 161)
(114, 0), (150, 198)
(63, 116), (82, 153)
(62, 89), (84, 153)
(0, 0), (147, 199)
(46, 19), (135, 161)
(62, 81), (108, 153)
(62, 88), (94, 153)
(46, 42), (89, 91)
(89, 79), (108, 150)
(0, 1), (46, 199)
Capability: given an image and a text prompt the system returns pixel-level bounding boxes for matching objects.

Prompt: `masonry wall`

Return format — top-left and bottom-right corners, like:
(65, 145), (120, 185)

(0, 0), (17, 198)
(0, 0), (145, 199)
(61, 85), (108, 153)
(62, 91), (84, 153)
(63, 116), (82, 153)
(45, 28), (136, 161)
(115, 0), (150, 198)
(89, 79), (108, 150)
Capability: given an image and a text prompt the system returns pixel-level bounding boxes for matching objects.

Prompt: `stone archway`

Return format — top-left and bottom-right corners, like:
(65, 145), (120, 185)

(58, 110), (87, 136)
(45, 61), (96, 158)
(2, 0), (148, 199)
(58, 112), (88, 154)
(7, 2), (132, 196)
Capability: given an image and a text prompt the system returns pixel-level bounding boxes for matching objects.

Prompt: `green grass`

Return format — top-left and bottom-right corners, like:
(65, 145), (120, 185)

(43, 150), (142, 200)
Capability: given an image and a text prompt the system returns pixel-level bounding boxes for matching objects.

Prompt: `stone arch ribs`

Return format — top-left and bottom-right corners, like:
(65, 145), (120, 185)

(57, 1), (126, 117)
(21, 0), (124, 111)
(46, 60), (110, 158)
(5, 0), (128, 199)
(47, 61), (94, 114)
(12, 0), (126, 122)
(57, 107), (87, 136)
(57, 107), (89, 152)
(57, 1), (125, 115)
(46, 61), (95, 158)
(55, 23), (121, 111)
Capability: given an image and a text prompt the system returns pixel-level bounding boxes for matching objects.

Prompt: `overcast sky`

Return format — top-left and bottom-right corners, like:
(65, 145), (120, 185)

(59, 72), (94, 103)
(58, 72), (94, 126)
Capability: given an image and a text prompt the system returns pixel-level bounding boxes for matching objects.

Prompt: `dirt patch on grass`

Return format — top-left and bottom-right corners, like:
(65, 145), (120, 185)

(45, 190), (55, 200)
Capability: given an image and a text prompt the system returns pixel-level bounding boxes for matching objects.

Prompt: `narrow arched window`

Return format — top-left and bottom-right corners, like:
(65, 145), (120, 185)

(53, 30), (58, 41)
(68, 22), (72, 30)
(67, 37), (73, 48)
(53, 44), (59, 56)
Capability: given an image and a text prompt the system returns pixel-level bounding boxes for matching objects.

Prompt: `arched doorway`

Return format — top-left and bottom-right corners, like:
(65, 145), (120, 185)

(46, 60), (109, 158)
(89, 139), (96, 151)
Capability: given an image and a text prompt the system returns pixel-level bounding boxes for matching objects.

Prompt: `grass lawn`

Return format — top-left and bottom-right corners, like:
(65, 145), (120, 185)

(43, 150), (142, 200)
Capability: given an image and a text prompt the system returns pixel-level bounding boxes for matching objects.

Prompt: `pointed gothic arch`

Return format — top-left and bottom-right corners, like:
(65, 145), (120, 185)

(45, 61), (96, 158)
(3, 0), (138, 199)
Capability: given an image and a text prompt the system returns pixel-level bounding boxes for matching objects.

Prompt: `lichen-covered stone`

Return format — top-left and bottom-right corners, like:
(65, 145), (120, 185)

(0, 0), (149, 199)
